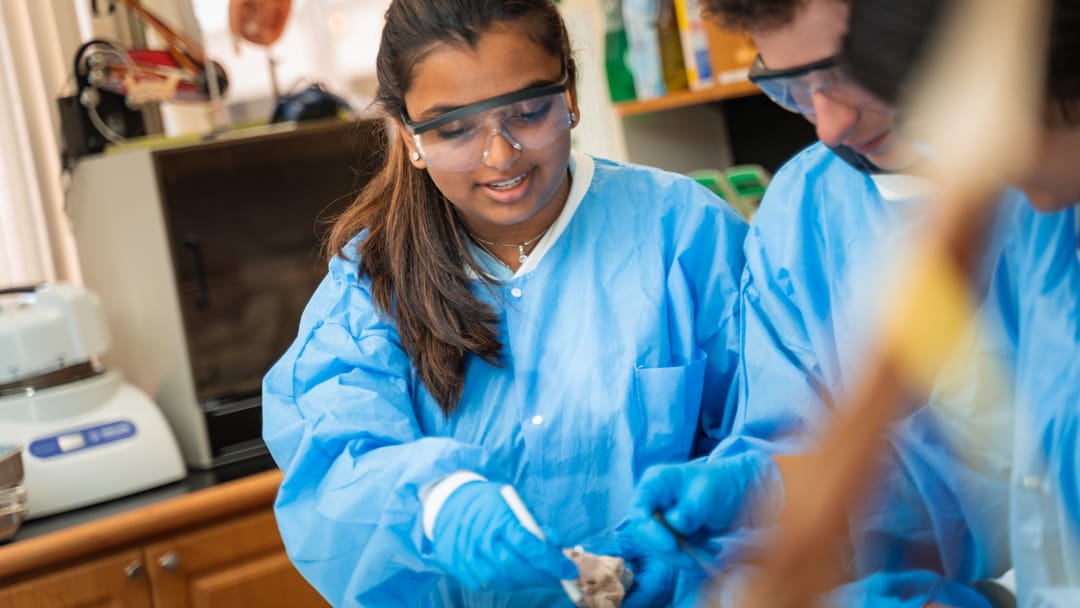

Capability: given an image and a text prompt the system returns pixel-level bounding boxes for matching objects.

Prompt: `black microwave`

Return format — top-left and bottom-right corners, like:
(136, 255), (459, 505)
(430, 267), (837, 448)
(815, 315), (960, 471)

(69, 119), (385, 468)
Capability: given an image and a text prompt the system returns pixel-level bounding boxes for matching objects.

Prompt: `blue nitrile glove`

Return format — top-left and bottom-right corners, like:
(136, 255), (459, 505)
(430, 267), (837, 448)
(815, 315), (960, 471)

(823, 571), (992, 607)
(613, 527), (679, 608)
(624, 450), (781, 568)
(431, 481), (578, 591)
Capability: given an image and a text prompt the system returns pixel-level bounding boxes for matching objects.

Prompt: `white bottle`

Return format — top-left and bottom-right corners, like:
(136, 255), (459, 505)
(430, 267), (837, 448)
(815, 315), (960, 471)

(622, 0), (665, 100)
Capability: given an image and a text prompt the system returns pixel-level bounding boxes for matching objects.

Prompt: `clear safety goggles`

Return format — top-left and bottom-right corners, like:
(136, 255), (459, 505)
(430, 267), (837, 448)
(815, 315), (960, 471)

(401, 74), (573, 172)
(748, 54), (889, 116)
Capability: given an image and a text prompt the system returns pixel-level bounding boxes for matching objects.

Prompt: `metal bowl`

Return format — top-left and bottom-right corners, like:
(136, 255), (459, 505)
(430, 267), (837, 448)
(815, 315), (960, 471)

(0, 485), (26, 542)
(0, 502), (27, 542)
(0, 445), (23, 489)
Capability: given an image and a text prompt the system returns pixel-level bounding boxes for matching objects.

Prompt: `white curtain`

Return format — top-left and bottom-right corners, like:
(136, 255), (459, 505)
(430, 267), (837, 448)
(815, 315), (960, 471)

(0, 1), (84, 288)
(0, 0), (205, 289)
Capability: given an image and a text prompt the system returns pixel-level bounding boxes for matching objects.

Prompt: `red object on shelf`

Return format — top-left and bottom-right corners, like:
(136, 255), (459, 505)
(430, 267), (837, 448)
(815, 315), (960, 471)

(90, 0), (226, 102)
(229, 0), (293, 47)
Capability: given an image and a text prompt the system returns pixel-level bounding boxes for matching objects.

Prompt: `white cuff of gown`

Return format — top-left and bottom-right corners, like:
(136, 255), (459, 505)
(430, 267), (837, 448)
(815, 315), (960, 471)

(421, 471), (488, 541)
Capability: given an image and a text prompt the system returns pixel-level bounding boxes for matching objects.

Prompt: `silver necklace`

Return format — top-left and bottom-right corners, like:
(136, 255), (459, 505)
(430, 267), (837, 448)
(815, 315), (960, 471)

(471, 227), (550, 265)
(472, 239), (515, 272)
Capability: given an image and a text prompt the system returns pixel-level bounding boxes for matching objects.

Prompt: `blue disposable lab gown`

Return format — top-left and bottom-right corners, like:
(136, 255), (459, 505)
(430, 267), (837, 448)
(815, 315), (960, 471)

(983, 204), (1080, 607)
(715, 143), (1023, 582)
(262, 155), (747, 607)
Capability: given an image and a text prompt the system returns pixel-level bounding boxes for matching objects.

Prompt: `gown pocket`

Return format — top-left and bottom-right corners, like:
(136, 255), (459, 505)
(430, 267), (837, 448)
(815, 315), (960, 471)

(632, 351), (707, 470)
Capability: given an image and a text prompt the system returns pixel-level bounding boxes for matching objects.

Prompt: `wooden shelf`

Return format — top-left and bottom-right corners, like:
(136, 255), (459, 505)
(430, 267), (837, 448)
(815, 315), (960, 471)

(615, 79), (759, 116)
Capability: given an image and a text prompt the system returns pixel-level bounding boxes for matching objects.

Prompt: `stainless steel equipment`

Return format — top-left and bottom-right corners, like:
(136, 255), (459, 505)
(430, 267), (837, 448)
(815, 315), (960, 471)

(0, 445), (23, 488)
(0, 445), (26, 541)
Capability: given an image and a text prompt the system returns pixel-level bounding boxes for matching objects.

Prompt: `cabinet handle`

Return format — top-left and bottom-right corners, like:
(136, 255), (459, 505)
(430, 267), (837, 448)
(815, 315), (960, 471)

(123, 560), (144, 579)
(158, 551), (182, 572)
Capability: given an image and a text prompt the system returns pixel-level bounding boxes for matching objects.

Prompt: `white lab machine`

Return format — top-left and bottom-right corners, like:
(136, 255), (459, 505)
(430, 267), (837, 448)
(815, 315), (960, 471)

(0, 283), (185, 519)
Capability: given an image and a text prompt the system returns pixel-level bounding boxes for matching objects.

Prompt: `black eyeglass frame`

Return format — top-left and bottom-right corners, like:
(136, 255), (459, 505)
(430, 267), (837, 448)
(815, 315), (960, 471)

(747, 53), (839, 83)
(401, 72), (570, 136)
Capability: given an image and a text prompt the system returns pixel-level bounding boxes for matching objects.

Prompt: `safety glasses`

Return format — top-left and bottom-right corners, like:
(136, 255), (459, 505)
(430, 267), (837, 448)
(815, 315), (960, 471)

(748, 53), (887, 116)
(401, 73), (573, 172)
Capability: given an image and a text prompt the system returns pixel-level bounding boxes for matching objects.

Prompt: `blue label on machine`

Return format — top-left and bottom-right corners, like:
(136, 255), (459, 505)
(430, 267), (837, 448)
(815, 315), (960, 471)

(29, 420), (137, 459)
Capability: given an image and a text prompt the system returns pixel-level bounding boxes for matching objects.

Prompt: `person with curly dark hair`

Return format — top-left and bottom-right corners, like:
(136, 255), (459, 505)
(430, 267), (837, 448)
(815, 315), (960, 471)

(832, 0), (1080, 605)
(622, 0), (1025, 605)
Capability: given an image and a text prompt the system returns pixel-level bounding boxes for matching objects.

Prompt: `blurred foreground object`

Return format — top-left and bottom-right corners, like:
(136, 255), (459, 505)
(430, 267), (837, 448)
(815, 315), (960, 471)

(732, 0), (1049, 605)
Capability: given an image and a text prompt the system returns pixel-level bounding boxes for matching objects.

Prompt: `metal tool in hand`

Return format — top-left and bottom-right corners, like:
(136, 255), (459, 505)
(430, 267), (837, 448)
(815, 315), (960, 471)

(499, 486), (585, 604)
(652, 511), (721, 578)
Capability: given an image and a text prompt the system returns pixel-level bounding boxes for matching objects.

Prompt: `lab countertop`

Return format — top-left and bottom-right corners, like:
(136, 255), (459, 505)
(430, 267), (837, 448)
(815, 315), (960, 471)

(0, 453), (281, 580)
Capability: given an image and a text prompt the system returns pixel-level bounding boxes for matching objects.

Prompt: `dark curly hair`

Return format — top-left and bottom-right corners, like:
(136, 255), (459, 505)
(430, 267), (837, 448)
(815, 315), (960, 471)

(1046, 1), (1080, 122)
(843, 0), (1080, 124)
(702, 0), (848, 32)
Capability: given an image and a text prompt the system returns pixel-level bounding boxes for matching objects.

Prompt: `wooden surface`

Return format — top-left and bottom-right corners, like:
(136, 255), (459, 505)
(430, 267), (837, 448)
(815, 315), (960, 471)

(615, 80), (759, 116)
(0, 469), (283, 581)
(144, 509), (327, 608)
(615, 18), (761, 116)
(0, 549), (153, 608)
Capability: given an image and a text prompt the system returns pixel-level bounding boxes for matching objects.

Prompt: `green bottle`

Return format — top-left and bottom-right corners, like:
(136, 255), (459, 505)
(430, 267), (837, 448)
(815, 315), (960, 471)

(602, 0), (637, 103)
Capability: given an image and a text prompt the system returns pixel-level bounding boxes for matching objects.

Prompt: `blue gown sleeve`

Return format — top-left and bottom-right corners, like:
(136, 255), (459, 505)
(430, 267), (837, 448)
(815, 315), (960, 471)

(262, 255), (494, 606)
(673, 184), (747, 456)
(1006, 206), (1080, 605)
(1026, 402), (1080, 605)
(822, 571), (993, 608)
(714, 168), (842, 461)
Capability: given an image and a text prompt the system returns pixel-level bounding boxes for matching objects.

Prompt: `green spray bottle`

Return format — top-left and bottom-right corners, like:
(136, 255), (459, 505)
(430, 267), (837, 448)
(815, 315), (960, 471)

(602, 0), (637, 103)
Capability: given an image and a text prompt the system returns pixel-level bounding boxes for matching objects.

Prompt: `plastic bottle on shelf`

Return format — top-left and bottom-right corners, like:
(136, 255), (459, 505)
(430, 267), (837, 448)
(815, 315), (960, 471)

(602, 0), (637, 103)
(622, 0), (665, 100)
(673, 0), (715, 89)
(656, 0), (689, 93)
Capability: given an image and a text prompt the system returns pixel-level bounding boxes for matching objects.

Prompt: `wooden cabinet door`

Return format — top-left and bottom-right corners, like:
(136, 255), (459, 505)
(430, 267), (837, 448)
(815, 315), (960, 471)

(0, 549), (152, 608)
(144, 509), (328, 608)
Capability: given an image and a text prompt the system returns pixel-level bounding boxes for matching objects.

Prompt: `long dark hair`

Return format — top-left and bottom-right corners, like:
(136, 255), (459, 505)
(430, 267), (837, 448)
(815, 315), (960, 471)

(325, 0), (577, 414)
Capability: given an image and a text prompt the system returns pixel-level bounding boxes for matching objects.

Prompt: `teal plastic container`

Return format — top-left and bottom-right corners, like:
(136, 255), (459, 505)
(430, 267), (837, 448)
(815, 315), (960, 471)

(689, 165), (771, 220)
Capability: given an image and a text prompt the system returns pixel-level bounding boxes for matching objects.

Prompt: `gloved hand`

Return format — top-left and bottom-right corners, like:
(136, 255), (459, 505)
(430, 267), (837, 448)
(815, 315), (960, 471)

(613, 529), (679, 608)
(622, 450), (782, 567)
(431, 481), (578, 591)
(823, 571), (992, 608)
